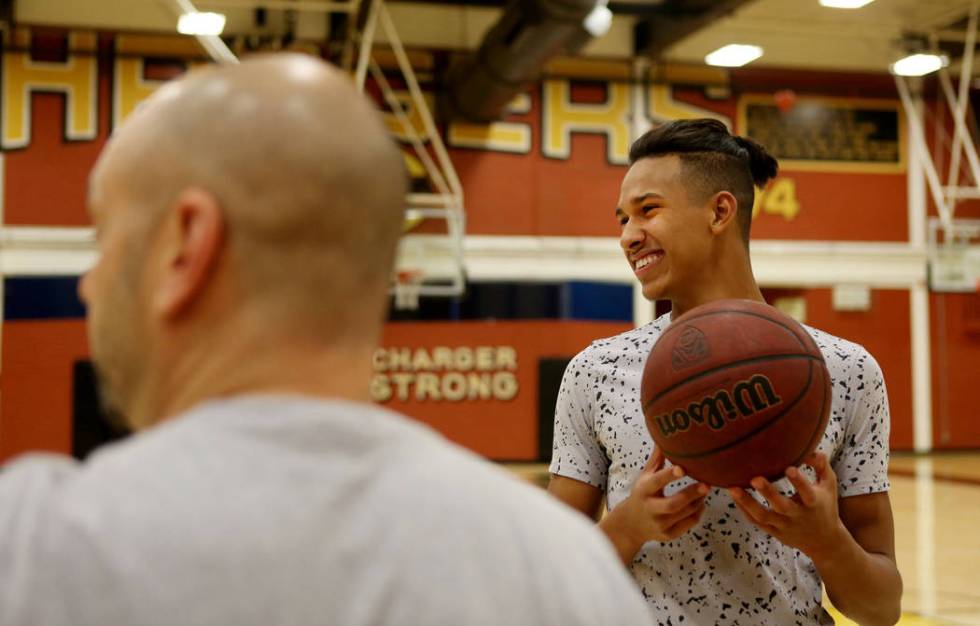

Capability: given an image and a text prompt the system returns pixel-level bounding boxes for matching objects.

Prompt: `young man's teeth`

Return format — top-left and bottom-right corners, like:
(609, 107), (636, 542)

(637, 256), (651, 269)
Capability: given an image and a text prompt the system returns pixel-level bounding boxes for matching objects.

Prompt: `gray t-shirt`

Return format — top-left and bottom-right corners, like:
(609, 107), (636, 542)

(0, 395), (651, 626)
(550, 314), (891, 626)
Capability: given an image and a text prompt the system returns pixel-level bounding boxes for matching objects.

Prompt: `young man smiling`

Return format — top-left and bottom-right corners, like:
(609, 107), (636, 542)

(548, 119), (902, 626)
(0, 55), (652, 626)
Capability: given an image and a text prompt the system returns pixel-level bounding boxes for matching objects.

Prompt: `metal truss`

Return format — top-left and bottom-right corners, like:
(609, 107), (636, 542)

(896, 0), (980, 234)
(165, 0), (467, 301)
(895, 0), (980, 296)
(353, 0), (466, 301)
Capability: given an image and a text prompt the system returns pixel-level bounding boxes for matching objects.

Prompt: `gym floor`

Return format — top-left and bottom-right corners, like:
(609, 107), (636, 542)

(508, 452), (980, 626)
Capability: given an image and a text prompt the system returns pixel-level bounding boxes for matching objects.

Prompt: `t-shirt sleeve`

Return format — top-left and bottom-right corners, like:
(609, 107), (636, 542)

(0, 454), (81, 622)
(548, 348), (610, 490)
(834, 350), (891, 497)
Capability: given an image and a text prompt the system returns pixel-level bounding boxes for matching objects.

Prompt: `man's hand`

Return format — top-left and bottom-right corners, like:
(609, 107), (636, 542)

(599, 449), (709, 565)
(729, 452), (902, 625)
(728, 452), (846, 559)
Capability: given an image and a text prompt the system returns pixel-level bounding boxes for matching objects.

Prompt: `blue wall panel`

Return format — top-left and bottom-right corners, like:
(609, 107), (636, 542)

(4, 277), (85, 321)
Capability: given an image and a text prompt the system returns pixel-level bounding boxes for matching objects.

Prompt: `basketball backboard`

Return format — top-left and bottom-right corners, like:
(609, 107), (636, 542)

(928, 218), (980, 293)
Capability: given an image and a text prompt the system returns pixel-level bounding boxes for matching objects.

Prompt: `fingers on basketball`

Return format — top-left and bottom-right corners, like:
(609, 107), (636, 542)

(643, 448), (665, 472)
(784, 466), (818, 506)
(809, 451), (831, 475)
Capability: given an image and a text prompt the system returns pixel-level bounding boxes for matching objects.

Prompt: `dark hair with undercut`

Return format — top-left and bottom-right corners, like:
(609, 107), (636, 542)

(628, 118), (778, 243)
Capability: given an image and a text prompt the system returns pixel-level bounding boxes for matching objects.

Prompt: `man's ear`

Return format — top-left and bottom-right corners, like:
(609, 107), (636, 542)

(152, 188), (225, 319)
(709, 191), (740, 235)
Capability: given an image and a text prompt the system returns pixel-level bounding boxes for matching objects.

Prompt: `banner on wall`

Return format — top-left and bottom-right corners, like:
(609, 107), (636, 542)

(738, 95), (904, 173)
(376, 321), (632, 460)
(372, 345), (519, 402)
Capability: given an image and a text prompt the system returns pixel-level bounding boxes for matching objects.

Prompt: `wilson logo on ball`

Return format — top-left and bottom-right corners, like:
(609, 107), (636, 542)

(650, 374), (783, 438)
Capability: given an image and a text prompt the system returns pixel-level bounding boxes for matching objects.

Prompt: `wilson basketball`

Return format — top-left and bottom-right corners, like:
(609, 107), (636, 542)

(640, 299), (831, 487)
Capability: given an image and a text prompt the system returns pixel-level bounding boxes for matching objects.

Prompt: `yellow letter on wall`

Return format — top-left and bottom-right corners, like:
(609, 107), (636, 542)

(647, 85), (731, 127)
(114, 35), (208, 129)
(542, 79), (631, 164)
(2, 29), (98, 149)
(448, 93), (532, 154)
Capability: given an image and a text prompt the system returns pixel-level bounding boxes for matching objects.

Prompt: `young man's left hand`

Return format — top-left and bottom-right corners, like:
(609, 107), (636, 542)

(728, 452), (847, 559)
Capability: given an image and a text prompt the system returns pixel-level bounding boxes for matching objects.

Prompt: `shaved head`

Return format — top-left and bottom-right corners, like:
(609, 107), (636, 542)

(93, 54), (405, 338)
(84, 54), (407, 426)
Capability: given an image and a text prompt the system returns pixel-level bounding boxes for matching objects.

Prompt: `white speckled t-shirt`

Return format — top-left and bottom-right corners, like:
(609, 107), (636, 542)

(550, 314), (891, 626)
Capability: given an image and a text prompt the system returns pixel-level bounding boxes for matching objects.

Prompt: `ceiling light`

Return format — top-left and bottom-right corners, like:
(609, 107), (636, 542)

(705, 44), (763, 68)
(819, 0), (874, 8)
(583, 0), (613, 38)
(177, 12), (226, 36)
(890, 53), (948, 77)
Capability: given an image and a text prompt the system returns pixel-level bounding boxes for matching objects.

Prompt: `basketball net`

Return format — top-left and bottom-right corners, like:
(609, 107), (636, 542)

(394, 269), (424, 310)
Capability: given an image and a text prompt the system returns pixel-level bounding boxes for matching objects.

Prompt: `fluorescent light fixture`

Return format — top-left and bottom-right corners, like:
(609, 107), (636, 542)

(890, 53), (948, 77)
(705, 44), (763, 68)
(819, 0), (874, 8)
(583, 0), (613, 38)
(177, 12), (226, 36)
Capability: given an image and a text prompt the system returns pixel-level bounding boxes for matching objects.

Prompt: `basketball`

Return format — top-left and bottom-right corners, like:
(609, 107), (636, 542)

(640, 299), (831, 487)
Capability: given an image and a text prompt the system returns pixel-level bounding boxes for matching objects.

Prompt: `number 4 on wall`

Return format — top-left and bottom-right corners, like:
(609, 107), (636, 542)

(752, 178), (800, 221)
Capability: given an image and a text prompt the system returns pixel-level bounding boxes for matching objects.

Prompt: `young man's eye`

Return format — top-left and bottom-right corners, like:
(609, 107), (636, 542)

(642, 205), (658, 214)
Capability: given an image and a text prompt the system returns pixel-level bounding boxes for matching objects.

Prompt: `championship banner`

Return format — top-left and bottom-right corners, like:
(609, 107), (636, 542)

(738, 94), (905, 174)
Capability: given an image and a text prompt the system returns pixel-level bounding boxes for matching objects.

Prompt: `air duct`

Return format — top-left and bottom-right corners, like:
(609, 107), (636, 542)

(443, 0), (610, 123)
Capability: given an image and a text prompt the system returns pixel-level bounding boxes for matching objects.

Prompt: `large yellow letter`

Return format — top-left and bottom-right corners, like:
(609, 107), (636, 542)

(2, 29), (98, 149)
(113, 35), (207, 129)
(542, 79), (631, 164)
(647, 84), (731, 127)
(447, 93), (532, 154)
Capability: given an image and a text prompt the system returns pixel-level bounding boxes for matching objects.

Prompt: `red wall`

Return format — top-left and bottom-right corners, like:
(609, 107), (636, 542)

(0, 319), (630, 463)
(1, 320), (89, 459)
(0, 31), (976, 462)
(802, 289), (915, 449)
(378, 321), (630, 460)
(0, 294), (945, 462)
(931, 292), (980, 447)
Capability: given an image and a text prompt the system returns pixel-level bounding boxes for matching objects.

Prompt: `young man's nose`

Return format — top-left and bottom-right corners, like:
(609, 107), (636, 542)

(621, 222), (644, 249)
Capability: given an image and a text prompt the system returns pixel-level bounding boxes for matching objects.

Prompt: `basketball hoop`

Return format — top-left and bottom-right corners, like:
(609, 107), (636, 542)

(928, 218), (980, 293)
(393, 269), (424, 310)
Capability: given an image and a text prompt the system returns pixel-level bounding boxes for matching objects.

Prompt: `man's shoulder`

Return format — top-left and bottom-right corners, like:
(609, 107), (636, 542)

(0, 453), (82, 507)
(570, 315), (670, 369)
(803, 325), (879, 375)
(369, 441), (652, 623)
(374, 440), (637, 574)
(0, 402), (652, 625)
(379, 430), (582, 522)
(0, 398), (609, 556)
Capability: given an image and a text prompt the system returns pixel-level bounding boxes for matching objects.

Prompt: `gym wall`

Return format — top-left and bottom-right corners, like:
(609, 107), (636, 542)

(2, 28), (978, 463)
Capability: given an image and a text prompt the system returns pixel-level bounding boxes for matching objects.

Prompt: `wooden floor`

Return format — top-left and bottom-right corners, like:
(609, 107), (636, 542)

(879, 453), (980, 626)
(507, 451), (980, 626)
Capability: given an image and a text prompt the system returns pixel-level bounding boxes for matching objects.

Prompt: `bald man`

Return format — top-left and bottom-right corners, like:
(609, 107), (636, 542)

(0, 55), (650, 626)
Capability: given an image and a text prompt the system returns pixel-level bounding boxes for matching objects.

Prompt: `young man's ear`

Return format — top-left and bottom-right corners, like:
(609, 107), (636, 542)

(709, 191), (739, 234)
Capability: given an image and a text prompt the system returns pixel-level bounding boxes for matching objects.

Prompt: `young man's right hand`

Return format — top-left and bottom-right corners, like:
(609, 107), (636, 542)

(598, 449), (709, 566)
